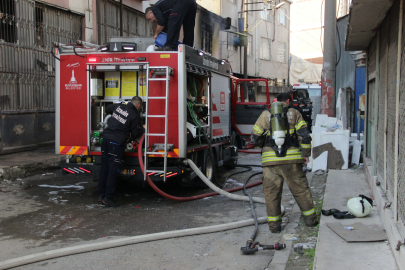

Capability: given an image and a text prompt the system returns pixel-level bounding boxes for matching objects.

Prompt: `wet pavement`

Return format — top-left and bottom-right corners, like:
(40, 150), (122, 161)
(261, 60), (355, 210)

(0, 153), (300, 269)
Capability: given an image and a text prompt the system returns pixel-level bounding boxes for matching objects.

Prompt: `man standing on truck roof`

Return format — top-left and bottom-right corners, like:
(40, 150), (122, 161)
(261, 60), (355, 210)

(251, 93), (318, 233)
(98, 96), (144, 207)
(145, 0), (197, 51)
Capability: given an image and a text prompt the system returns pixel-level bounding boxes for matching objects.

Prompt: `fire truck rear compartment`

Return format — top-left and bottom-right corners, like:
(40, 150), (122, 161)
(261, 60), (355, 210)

(57, 45), (235, 185)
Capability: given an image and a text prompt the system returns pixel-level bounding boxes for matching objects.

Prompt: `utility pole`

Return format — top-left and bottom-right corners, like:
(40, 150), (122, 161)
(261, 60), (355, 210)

(321, 0), (337, 117)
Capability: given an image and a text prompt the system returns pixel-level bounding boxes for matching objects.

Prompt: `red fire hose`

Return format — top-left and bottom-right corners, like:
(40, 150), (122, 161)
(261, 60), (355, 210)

(138, 135), (262, 202)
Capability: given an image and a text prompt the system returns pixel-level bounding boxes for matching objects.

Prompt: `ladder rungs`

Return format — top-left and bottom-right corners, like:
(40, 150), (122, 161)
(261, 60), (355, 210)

(148, 115), (166, 118)
(149, 78), (168, 81)
(148, 97), (167, 100)
(146, 133), (166, 136)
(147, 152), (168, 155)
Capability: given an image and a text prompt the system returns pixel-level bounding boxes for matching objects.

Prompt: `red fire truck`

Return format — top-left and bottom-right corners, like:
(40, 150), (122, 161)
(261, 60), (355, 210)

(55, 38), (245, 188)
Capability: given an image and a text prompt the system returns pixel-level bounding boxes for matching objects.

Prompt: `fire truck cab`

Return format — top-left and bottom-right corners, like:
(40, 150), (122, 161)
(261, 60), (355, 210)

(230, 79), (270, 149)
(55, 38), (237, 187)
(292, 83), (321, 105)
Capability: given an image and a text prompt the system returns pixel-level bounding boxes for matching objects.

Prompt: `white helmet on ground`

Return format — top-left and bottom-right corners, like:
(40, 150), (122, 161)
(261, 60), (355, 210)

(347, 194), (373, 217)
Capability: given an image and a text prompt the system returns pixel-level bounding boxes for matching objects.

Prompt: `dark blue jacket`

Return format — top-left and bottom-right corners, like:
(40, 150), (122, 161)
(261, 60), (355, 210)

(103, 102), (143, 146)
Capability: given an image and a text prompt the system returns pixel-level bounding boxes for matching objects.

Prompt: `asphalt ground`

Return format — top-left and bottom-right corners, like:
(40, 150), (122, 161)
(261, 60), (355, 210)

(0, 152), (301, 270)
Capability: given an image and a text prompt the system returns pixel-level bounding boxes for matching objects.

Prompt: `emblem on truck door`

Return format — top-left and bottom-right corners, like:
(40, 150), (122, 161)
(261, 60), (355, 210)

(65, 70), (82, 90)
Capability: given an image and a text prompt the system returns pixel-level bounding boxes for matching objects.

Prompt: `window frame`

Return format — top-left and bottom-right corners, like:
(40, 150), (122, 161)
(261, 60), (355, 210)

(227, 26), (237, 52)
(201, 21), (213, 54)
(259, 37), (271, 61)
(278, 42), (286, 63)
(278, 8), (287, 26)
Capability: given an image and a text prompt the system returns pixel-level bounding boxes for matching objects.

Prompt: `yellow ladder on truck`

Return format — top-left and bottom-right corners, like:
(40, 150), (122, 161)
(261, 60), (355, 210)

(144, 66), (173, 182)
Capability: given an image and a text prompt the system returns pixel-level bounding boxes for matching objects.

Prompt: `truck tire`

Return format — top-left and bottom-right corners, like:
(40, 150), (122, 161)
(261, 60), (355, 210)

(224, 147), (238, 170)
(197, 149), (224, 188)
(231, 131), (242, 149)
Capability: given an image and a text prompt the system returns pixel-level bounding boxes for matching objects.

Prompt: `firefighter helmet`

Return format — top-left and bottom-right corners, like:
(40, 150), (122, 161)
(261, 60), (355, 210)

(347, 195), (373, 217)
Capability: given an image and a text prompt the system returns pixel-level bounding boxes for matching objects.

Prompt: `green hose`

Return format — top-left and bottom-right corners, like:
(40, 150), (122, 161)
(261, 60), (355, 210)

(187, 101), (202, 145)
(186, 77), (203, 145)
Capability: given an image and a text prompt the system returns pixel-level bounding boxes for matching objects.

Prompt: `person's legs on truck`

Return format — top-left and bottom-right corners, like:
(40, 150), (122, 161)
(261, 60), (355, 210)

(165, 0), (196, 49)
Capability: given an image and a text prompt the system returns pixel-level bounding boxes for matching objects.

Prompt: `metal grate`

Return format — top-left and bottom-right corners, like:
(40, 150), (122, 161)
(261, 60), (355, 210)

(98, 0), (153, 44)
(376, 19), (389, 188)
(201, 22), (213, 54)
(397, 4), (405, 228)
(386, 0), (400, 198)
(0, 0), (82, 112)
(368, 36), (377, 79)
(0, 0), (82, 153)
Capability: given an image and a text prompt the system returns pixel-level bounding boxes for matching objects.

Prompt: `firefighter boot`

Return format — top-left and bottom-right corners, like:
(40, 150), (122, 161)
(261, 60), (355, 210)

(303, 212), (318, 227)
(98, 194), (105, 205)
(102, 197), (121, 207)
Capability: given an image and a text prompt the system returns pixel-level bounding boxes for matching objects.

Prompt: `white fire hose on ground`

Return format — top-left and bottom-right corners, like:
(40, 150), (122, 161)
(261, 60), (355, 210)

(0, 160), (284, 269)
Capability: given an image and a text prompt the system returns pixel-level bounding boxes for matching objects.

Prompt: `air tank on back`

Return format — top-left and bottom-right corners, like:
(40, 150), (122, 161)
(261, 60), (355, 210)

(270, 102), (286, 153)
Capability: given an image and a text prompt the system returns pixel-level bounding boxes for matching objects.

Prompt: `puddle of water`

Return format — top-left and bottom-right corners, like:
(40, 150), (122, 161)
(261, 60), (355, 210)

(224, 179), (244, 187)
(38, 185), (85, 190)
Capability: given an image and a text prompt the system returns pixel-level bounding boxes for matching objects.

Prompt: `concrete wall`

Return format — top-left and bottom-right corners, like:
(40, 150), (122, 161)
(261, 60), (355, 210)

(361, 0), (405, 265)
(335, 16), (355, 96)
(220, 0), (290, 80)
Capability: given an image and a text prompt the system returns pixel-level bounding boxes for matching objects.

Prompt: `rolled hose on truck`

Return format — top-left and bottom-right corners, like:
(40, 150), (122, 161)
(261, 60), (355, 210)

(0, 135), (287, 269)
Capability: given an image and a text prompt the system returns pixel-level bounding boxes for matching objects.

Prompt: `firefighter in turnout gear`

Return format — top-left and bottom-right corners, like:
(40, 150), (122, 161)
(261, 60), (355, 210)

(251, 93), (318, 233)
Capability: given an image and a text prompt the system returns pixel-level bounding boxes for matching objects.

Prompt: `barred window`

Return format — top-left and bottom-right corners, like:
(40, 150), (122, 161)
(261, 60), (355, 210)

(36, 6), (45, 47)
(261, 3), (272, 22)
(278, 42), (286, 63)
(0, 0), (16, 43)
(201, 22), (213, 54)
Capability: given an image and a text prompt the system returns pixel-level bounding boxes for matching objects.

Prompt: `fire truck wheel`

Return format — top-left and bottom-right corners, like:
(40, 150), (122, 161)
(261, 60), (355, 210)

(197, 150), (223, 188)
